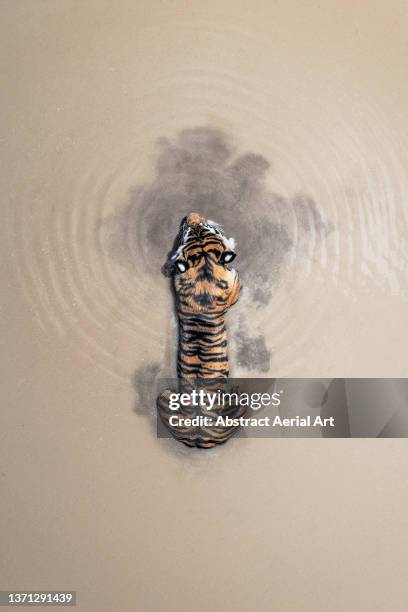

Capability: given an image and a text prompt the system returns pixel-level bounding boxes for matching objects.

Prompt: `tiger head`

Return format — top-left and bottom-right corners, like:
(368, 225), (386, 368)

(164, 213), (241, 313)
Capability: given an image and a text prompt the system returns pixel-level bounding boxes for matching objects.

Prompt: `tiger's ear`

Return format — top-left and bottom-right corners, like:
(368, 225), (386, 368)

(161, 218), (190, 277)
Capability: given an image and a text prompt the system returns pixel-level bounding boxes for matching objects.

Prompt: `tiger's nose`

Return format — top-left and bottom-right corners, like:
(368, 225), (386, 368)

(186, 212), (205, 227)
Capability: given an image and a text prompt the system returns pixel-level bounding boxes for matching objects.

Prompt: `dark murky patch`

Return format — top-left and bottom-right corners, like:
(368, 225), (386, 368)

(102, 126), (331, 305)
(132, 362), (161, 416)
(234, 322), (271, 373)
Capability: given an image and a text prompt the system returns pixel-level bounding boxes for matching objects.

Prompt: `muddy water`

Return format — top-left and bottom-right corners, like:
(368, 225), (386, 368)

(2, 2), (408, 611)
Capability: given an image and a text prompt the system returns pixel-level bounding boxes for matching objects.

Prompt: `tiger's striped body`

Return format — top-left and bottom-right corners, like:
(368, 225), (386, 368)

(157, 213), (246, 448)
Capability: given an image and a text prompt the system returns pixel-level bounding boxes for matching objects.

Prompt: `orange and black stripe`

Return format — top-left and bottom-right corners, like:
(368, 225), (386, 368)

(157, 213), (244, 448)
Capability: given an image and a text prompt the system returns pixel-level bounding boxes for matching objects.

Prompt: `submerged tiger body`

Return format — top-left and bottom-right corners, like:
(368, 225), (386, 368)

(157, 213), (246, 448)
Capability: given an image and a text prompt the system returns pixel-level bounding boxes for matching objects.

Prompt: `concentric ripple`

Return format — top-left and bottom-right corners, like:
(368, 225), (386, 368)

(5, 19), (408, 380)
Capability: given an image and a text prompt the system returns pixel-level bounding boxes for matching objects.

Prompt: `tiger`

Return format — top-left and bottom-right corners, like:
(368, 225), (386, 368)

(157, 212), (247, 448)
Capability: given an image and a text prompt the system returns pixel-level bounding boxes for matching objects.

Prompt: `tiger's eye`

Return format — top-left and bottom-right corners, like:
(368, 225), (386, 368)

(220, 251), (236, 264)
(176, 261), (187, 272)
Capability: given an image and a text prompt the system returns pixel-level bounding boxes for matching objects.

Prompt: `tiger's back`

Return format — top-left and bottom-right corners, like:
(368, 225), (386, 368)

(157, 213), (245, 448)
